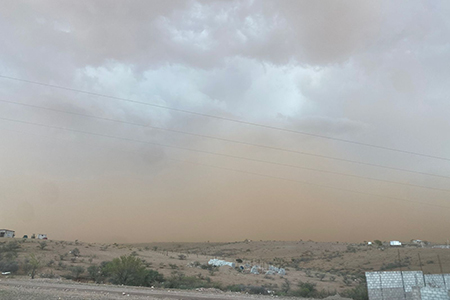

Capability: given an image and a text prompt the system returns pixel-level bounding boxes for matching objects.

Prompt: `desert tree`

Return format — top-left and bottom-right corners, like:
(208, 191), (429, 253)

(27, 253), (41, 279)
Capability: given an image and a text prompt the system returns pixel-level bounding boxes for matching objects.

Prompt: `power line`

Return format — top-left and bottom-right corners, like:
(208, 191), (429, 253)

(1, 125), (449, 211)
(1, 99), (449, 181)
(175, 159), (450, 210)
(1, 115), (450, 193)
(1, 74), (449, 162)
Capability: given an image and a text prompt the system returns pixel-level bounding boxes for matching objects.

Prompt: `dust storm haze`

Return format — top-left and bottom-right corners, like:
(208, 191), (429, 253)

(0, 1), (449, 243)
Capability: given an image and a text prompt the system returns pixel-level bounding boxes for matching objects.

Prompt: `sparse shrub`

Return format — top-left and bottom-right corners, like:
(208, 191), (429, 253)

(38, 241), (47, 250)
(0, 241), (21, 254)
(346, 245), (357, 253)
(374, 240), (383, 247)
(291, 281), (317, 298)
(343, 276), (352, 286)
(226, 284), (268, 295)
(209, 266), (219, 276)
(316, 273), (326, 281)
(47, 259), (55, 267)
(0, 260), (19, 273)
(281, 279), (291, 294)
(0, 241), (20, 273)
(88, 265), (105, 283)
(69, 266), (85, 279)
(341, 282), (368, 300)
(178, 254), (187, 260)
(165, 272), (220, 290)
(71, 248), (80, 257)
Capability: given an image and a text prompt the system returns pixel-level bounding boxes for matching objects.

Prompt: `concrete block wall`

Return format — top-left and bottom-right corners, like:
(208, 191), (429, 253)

(424, 274), (450, 289)
(366, 271), (425, 290)
(418, 287), (449, 300)
(367, 271), (450, 300)
(411, 286), (421, 300)
(402, 272), (425, 291)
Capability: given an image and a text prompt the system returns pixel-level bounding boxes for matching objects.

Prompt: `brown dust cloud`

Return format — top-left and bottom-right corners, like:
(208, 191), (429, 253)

(0, 1), (449, 243)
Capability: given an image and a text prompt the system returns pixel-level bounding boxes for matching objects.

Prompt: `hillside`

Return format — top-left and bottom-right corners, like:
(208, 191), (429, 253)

(2, 238), (450, 296)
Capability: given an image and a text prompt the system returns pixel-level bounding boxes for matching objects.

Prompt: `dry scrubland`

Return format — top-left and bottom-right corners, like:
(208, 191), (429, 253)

(1, 238), (450, 299)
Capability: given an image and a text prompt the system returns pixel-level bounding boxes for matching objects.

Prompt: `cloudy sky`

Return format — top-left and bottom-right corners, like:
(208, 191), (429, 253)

(0, 1), (449, 243)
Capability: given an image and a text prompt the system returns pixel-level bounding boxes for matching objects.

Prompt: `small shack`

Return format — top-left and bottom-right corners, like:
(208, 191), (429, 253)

(0, 229), (15, 238)
(390, 240), (402, 247)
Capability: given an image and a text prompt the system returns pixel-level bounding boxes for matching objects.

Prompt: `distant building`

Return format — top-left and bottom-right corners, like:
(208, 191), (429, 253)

(37, 234), (47, 240)
(390, 240), (402, 247)
(0, 229), (15, 238)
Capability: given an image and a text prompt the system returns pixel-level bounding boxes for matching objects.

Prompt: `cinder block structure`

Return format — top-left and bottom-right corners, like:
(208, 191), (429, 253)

(366, 271), (450, 300)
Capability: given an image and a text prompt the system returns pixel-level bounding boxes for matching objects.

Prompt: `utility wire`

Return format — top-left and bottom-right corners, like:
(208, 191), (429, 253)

(1, 74), (449, 162)
(1, 115), (450, 192)
(1, 125), (449, 211)
(1, 99), (449, 181)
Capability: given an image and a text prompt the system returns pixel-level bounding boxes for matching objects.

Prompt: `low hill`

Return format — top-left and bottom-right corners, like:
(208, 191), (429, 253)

(1, 238), (449, 297)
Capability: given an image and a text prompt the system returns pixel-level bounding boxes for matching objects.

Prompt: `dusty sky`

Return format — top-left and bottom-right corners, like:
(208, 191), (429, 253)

(0, 1), (450, 243)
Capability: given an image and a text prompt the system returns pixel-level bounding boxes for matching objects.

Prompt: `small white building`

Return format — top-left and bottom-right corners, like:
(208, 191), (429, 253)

(37, 234), (48, 240)
(0, 229), (15, 238)
(390, 240), (402, 247)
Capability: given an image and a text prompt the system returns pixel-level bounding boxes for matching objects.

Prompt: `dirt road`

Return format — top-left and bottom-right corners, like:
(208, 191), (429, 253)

(1, 278), (238, 300)
(0, 278), (350, 300)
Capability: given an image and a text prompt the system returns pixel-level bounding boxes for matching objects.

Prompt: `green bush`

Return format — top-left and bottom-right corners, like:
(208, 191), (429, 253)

(291, 281), (317, 298)
(0, 261), (19, 273)
(103, 255), (164, 287)
(104, 255), (148, 286)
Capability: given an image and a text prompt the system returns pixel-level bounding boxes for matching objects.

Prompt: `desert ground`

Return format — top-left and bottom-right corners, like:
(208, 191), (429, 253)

(1, 238), (450, 299)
